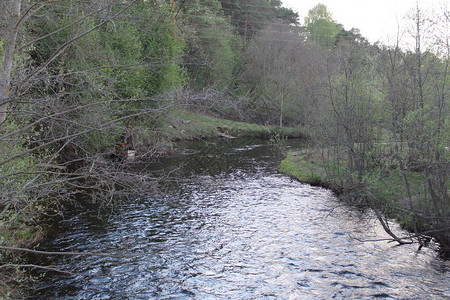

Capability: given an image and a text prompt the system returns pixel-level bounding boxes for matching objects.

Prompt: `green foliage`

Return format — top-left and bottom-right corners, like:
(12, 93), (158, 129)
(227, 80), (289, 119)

(28, 0), (185, 100)
(304, 3), (334, 24)
(104, 24), (145, 98)
(182, 0), (242, 89)
(136, 3), (185, 95)
(228, 0), (298, 28)
(403, 103), (448, 165)
(0, 212), (38, 247)
(220, 0), (273, 38)
(0, 123), (39, 200)
(304, 4), (342, 49)
(280, 149), (449, 236)
(240, 23), (315, 126)
(307, 18), (341, 49)
(0, 39), (4, 60)
(279, 153), (326, 186)
(274, 7), (299, 25)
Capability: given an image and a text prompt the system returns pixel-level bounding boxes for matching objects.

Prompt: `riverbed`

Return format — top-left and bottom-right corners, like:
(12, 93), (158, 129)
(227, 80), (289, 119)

(34, 139), (450, 299)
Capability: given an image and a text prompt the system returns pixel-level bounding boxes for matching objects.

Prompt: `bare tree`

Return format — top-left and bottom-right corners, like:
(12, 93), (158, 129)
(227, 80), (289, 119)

(241, 22), (324, 127)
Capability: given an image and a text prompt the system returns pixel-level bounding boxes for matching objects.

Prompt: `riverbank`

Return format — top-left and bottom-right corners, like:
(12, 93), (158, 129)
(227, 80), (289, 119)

(159, 109), (306, 141)
(127, 108), (306, 158)
(279, 151), (450, 257)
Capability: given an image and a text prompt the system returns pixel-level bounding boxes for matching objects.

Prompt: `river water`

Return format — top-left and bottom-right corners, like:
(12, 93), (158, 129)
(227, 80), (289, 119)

(34, 139), (450, 299)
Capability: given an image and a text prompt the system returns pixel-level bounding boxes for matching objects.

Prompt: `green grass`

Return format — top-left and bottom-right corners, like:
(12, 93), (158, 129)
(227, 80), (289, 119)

(279, 150), (450, 251)
(279, 153), (329, 188)
(160, 109), (306, 141)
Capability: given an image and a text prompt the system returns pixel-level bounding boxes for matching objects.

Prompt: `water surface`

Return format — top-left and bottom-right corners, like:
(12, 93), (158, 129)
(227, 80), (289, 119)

(34, 139), (450, 299)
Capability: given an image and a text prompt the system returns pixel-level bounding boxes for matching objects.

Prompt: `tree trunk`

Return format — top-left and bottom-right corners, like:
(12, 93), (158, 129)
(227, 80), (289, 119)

(0, 0), (22, 127)
(279, 95), (283, 128)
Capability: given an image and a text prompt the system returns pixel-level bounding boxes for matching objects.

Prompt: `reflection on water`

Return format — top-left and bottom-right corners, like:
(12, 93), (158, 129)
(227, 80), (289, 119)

(34, 139), (450, 299)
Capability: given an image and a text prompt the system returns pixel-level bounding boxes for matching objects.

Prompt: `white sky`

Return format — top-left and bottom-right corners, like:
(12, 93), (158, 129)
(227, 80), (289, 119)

(281, 0), (449, 45)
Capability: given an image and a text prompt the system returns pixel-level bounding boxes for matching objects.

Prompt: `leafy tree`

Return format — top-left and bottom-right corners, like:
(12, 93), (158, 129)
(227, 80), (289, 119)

(336, 28), (369, 47)
(304, 3), (342, 49)
(180, 0), (242, 89)
(274, 6), (299, 25)
(323, 39), (380, 174)
(109, 1), (185, 97)
(219, 0), (298, 45)
(0, 0), (184, 272)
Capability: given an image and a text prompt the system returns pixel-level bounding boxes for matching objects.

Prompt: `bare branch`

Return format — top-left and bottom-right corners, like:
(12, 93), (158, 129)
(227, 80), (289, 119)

(0, 246), (132, 258)
(0, 0), (22, 126)
(0, 263), (73, 274)
(0, 102), (172, 168)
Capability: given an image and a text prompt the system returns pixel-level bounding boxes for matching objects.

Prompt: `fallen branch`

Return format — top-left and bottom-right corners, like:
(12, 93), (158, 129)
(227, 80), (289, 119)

(0, 263), (73, 274)
(0, 246), (131, 258)
(349, 234), (414, 244)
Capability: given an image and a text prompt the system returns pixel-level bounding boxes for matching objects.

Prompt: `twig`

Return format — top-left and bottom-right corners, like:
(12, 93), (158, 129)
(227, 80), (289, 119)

(0, 263), (73, 274)
(0, 246), (132, 258)
(349, 233), (414, 244)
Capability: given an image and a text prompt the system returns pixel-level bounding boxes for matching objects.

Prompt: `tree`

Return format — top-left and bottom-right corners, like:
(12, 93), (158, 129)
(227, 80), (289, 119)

(219, 0), (298, 45)
(304, 3), (342, 49)
(241, 22), (324, 127)
(0, 0), (21, 127)
(180, 0), (242, 89)
(322, 34), (379, 175)
(400, 5), (449, 249)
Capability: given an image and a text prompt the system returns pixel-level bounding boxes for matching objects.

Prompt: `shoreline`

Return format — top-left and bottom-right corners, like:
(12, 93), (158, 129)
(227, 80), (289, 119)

(278, 151), (450, 258)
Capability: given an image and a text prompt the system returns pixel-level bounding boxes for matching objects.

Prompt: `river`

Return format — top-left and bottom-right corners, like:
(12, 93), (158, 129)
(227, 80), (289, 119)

(34, 138), (450, 299)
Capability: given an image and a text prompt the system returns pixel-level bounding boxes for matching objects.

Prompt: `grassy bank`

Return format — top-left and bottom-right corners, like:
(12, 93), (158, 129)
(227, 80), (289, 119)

(129, 109), (307, 157)
(279, 152), (331, 189)
(279, 151), (450, 254)
(159, 109), (306, 141)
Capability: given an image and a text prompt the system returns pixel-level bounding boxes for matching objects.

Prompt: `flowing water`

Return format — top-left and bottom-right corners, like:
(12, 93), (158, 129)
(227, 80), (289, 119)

(34, 139), (450, 299)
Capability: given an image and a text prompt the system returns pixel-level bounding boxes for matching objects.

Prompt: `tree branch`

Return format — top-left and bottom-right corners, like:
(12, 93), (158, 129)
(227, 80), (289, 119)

(0, 246), (131, 258)
(0, 263), (73, 274)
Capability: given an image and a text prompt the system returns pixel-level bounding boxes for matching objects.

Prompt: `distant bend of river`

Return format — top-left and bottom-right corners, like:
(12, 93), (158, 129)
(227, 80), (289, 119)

(34, 139), (450, 299)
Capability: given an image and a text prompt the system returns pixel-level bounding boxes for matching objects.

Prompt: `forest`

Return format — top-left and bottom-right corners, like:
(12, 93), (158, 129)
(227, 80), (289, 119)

(0, 0), (449, 297)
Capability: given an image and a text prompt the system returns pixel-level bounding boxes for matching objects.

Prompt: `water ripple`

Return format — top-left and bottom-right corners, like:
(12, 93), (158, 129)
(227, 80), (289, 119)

(34, 140), (450, 299)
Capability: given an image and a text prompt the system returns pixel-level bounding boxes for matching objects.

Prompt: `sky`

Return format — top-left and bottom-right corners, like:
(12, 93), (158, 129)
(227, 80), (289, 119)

(281, 0), (449, 45)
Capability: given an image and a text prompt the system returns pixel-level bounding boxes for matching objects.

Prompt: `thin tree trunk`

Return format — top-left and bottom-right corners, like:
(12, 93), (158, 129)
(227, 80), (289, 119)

(367, 195), (411, 245)
(0, 0), (22, 127)
(279, 94), (284, 128)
